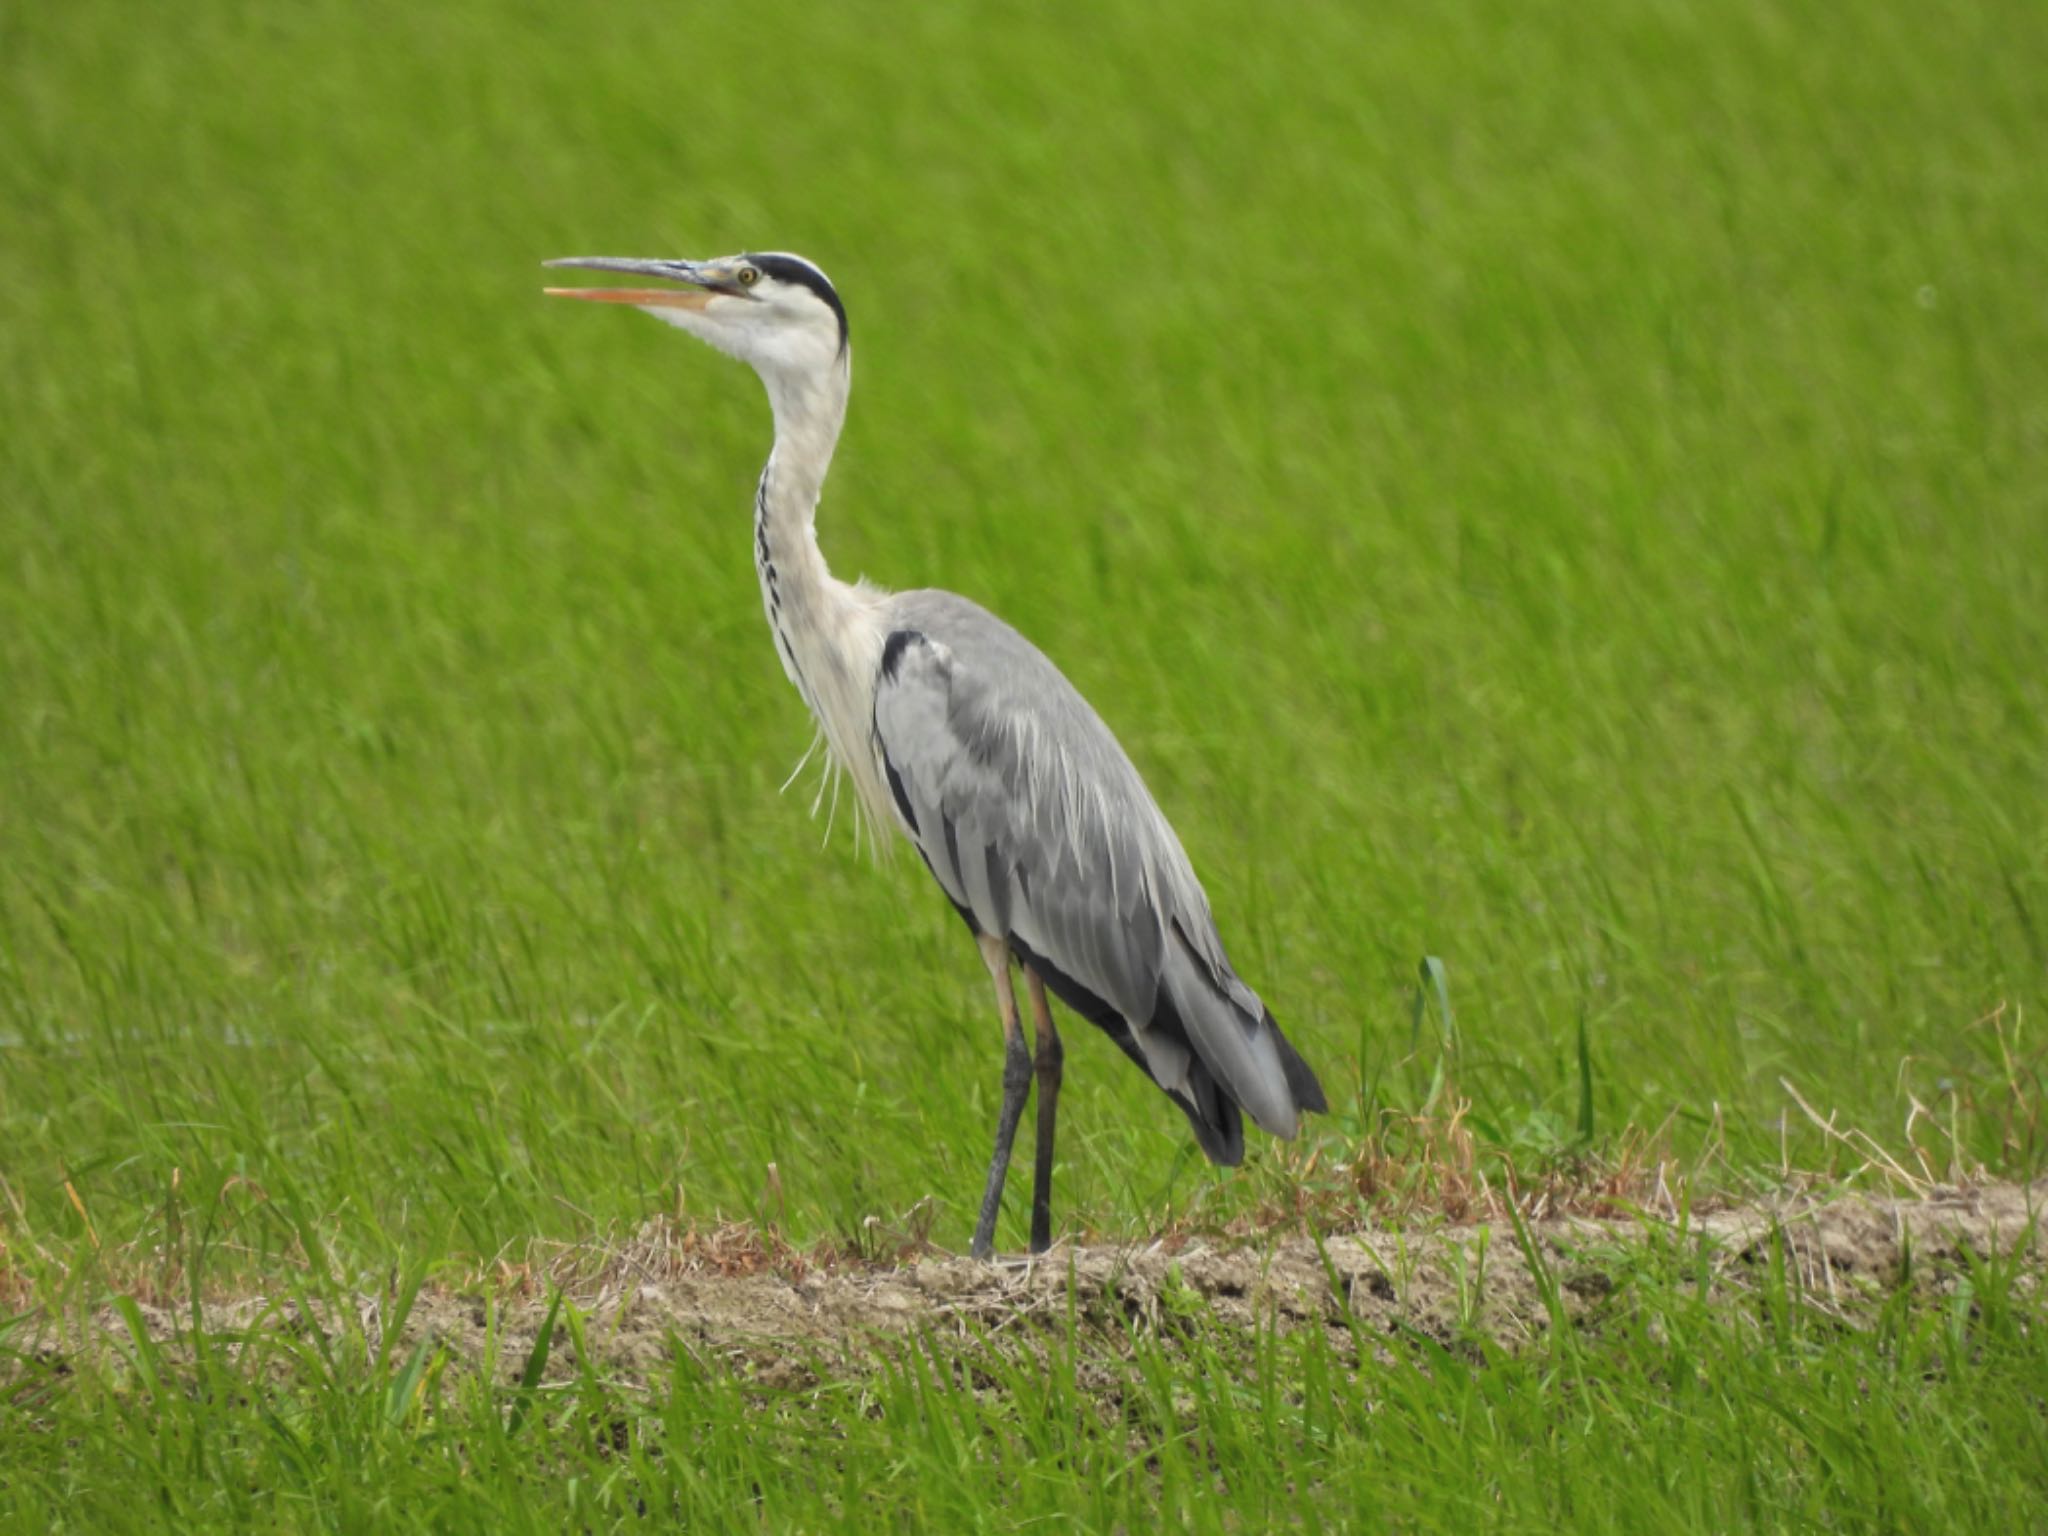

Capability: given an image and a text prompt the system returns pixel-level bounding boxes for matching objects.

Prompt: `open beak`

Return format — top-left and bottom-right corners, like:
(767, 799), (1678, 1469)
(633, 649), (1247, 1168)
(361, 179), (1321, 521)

(542, 256), (739, 309)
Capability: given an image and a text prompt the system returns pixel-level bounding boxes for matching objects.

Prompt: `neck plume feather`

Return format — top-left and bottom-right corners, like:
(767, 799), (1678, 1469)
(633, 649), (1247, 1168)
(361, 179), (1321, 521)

(750, 356), (895, 851)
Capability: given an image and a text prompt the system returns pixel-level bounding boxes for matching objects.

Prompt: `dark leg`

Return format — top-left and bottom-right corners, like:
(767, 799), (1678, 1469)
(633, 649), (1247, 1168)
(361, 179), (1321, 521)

(969, 936), (1031, 1261)
(1023, 968), (1064, 1254)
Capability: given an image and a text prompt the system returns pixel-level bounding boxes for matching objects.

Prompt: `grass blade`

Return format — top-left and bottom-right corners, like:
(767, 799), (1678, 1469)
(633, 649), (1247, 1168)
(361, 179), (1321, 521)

(505, 1289), (563, 1437)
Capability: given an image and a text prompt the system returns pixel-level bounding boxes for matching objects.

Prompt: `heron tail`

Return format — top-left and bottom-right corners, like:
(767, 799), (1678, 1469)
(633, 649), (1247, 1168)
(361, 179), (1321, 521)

(1008, 925), (1325, 1168)
(1154, 922), (1327, 1155)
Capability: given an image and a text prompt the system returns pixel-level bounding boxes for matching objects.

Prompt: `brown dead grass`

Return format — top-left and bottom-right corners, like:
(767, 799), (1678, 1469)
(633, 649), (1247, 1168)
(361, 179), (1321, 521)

(17, 1180), (2041, 1395)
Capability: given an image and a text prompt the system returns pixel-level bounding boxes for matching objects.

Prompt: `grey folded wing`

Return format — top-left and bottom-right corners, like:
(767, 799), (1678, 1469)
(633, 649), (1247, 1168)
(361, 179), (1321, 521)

(869, 598), (1308, 1148)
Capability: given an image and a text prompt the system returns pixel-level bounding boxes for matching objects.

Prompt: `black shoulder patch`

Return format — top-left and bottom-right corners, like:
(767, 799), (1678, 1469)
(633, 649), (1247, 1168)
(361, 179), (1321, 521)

(747, 252), (849, 355)
(880, 628), (922, 681)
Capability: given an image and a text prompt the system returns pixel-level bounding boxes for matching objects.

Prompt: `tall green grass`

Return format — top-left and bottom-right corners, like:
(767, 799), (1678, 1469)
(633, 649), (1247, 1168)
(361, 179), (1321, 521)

(5, 0), (2041, 1270)
(3, 0), (2046, 1522)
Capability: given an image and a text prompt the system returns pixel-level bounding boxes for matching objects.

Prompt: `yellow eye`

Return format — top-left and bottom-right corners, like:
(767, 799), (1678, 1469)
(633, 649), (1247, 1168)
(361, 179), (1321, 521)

(737, 266), (760, 287)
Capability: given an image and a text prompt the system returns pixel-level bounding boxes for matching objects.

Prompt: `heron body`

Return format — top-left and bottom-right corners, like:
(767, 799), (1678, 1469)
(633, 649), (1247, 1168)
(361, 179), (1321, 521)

(545, 252), (1327, 1257)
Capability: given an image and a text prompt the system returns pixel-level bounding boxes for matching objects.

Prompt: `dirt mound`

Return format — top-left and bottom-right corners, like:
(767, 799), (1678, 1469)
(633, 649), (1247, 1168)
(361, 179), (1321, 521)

(69, 1182), (2043, 1387)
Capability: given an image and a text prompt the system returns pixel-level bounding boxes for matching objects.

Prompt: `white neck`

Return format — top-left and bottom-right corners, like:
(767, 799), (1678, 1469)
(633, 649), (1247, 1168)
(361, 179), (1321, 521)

(748, 354), (895, 845)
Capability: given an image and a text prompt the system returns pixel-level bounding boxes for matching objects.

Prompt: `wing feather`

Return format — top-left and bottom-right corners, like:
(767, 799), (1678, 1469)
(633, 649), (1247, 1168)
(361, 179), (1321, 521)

(871, 591), (1323, 1149)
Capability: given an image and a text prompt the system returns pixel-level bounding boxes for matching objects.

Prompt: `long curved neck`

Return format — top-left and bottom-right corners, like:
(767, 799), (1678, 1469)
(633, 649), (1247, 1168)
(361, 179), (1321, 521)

(749, 355), (894, 840)
(753, 359), (855, 690)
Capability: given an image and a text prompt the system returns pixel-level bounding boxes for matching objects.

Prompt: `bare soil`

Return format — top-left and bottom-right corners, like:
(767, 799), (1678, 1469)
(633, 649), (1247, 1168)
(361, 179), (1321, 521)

(57, 1181), (2045, 1388)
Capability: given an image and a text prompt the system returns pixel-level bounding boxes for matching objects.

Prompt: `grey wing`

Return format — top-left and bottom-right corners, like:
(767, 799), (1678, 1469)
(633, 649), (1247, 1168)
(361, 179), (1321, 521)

(870, 595), (1320, 1155)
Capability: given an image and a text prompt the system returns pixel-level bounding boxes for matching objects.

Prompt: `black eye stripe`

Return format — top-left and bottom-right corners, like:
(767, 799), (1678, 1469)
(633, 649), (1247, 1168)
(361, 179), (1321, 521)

(744, 252), (849, 354)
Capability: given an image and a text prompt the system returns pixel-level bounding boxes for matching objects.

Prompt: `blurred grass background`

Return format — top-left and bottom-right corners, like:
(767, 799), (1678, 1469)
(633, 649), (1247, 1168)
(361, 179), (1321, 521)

(2, 0), (2044, 1277)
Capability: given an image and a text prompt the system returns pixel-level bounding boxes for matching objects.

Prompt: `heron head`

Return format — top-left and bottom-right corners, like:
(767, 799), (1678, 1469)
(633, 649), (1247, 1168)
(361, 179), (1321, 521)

(544, 252), (848, 378)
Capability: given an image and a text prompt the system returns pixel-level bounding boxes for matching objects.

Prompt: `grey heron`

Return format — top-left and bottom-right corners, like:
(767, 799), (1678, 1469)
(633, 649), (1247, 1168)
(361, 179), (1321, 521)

(544, 251), (1327, 1258)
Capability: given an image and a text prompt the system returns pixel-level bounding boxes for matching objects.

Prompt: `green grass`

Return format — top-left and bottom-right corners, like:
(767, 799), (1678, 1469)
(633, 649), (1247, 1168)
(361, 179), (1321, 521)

(6, 1235), (2047, 1531)
(3, 0), (2046, 1526)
